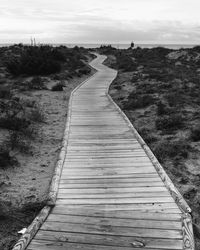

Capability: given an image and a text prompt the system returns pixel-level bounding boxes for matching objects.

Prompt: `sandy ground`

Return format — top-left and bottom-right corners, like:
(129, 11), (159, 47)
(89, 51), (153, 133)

(0, 68), (96, 250)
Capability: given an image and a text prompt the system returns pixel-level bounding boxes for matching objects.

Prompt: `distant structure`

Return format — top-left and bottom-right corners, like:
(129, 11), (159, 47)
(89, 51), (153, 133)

(30, 37), (37, 46)
(130, 41), (134, 49)
(128, 41), (135, 50)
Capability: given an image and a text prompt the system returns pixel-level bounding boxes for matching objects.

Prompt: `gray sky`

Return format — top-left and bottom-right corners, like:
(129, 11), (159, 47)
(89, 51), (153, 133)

(0, 0), (200, 44)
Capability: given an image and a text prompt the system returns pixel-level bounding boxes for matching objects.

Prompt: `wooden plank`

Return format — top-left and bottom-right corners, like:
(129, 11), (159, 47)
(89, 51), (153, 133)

(28, 239), (180, 250)
(63, 162), (153, 167)
(58, 186), (168, 193)
(59, 177), (162, 184)
(46, 214), (181, 230)
(34, 231), (183, 249)
(61, 168), (156, 175)
(66, 155), (148, 159)
(40, 221), (182, 239)
(52, 203), (180, 211)
(55, 197), (174, 205)
(58, 182), (164, 188)
(61, 168), (157, 175)
(57, 192), (170, 199)
(66, 152), (145, 157)
(60, 173), (160, 179)
(51, 207), (182, 220)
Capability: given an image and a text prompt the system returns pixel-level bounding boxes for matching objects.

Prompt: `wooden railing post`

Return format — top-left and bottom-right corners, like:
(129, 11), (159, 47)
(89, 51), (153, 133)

(182, 213), (195, 250)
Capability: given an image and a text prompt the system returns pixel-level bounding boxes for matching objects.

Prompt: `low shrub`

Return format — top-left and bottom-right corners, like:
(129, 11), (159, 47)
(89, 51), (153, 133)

(27, 77), (47, 90)
(8, 131), (32, 153)
(28, 105), (46, 123)
(116, 55), (137, 72)
(78, 66), (91, 75)
(125, 93), (156, 109)
(137, 127), (157, 144)
(153, 139), (190, 163)
(156, 101), (171, 116)
(165, 91), (185, 107)
(114, 85), (122, 90)
(6, 45), (63, 76)
(155, 114), (183, 131)
(190, 125), (200, 141)
(0, 116), (30, 131)
(51, 81), (65, 91)
(0, 97), (40, 153)
(0, 87), (12, 99)
(0, 146), (17, 168)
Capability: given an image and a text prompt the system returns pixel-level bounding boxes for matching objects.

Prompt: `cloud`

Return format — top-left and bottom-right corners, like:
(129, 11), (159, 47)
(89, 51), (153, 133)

(0, 0), (200, 43)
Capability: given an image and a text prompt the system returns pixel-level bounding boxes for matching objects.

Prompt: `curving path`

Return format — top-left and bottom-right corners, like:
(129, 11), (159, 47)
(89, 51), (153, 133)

(27, 55), (194, 250)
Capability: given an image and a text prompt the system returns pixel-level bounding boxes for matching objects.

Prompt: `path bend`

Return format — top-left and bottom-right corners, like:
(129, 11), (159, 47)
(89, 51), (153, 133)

(27, 55), (194, 250)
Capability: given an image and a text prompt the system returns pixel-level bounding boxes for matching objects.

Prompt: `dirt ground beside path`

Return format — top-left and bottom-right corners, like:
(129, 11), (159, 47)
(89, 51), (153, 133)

(0, 69), (96, 250)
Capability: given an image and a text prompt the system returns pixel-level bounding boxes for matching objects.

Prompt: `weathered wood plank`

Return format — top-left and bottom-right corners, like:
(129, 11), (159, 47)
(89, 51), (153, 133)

(56, 197), (174, 205)
(59, 176), (162, 184)
(57, 192), (169, 199)
(40, 221), (182, 239)
(51, 207), (182, 220)
(53, 204), (181, 214)
(58, 182), (164, 188)
(34, 231), (183, 249)
(58, 186), (168, 193)
(27, 239), (180, 250)
(45, 214), (181, 230)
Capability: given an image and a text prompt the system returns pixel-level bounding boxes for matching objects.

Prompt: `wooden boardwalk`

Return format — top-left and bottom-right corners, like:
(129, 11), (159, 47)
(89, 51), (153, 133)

(26, 55), (194, 250)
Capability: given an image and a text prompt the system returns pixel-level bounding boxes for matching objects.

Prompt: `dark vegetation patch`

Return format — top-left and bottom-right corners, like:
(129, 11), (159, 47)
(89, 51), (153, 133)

(0, 95), (45, 158)
(51, 81), (65, 91)
(155, 114), (184, 131)
(1, 44), (91, 78)
(152, 139), (190, 163)
(190, 125), (200, 142)
(124, 93), (156, 109)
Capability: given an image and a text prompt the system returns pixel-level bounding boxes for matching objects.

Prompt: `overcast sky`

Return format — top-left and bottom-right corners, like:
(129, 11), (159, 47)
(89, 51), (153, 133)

(0, 0), (200, 44)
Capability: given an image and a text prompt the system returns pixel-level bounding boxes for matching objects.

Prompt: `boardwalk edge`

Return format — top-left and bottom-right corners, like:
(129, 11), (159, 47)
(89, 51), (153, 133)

(47, 71), (97, 205)
(12, 206), (51, 250)
(106, 93), (191, 213)
(11, 70), (97, 250)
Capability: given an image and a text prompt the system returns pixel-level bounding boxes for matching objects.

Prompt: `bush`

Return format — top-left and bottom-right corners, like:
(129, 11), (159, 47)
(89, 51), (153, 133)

(6, 45), (63, 76)
(28, 105), (46, 123)
(51, 81), (65, 91)
(165, 91), (185, 107)
(155, 114), (183, 131)
(0, 117), (30, 131)
(0, 98), (39, 153)
(8, 131), (32, 153)
(78, 66), (91, 75)
(153, 139), (190, 163)
(0, 146), (17, 168)
(116, 55), (137, 72)
(0, 87), (12, 99)
(114, 85), (122, 90)
(137, 127), (157, 144)
(27, 77), (47, 90)
(156, 101), (171, 116)
(190, 125), (200, 141)
(0, 116), (30, 131)
(125, 93), (156, 109)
